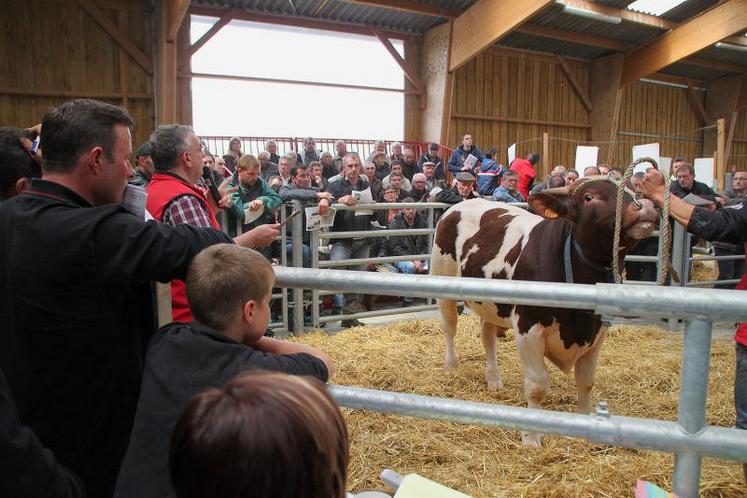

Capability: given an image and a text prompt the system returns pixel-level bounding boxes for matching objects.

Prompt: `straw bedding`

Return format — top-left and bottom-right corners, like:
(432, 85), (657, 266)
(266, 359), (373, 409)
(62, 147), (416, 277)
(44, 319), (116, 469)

(291, 316), (744, 497)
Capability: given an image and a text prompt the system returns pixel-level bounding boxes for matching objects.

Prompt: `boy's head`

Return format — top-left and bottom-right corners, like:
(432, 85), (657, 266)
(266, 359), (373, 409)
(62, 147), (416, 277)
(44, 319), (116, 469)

(187, 245), (275, 341)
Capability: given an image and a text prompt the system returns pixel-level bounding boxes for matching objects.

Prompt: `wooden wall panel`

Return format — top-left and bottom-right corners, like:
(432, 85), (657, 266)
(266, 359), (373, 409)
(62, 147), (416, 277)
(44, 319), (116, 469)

(731, 109), (747, 171)
(0, 0), (154, 151)
(447, 49), (590, 174)
(611, 80), (706, 169)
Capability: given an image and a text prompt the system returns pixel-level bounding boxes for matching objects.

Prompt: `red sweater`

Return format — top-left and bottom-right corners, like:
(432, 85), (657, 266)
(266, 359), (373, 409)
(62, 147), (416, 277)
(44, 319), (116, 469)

(510, 158), (536, 200)
(146, 173), (221, 322)
(735, 246), (747, 346)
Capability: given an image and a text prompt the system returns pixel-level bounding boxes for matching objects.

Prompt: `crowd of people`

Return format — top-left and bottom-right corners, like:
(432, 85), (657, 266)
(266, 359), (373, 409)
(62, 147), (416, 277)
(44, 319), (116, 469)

(2, 99), (747, 496)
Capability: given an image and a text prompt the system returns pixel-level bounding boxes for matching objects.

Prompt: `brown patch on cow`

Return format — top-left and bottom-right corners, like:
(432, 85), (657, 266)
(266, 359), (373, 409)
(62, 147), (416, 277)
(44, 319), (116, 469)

(491, 269), (513, 318)
(460, 208), (514, 278)
(435, 210), (461, 261)
(504, 236), (523, 267)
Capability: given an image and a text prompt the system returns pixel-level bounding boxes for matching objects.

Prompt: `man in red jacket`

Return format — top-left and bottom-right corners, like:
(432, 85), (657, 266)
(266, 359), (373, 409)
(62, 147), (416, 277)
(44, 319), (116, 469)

(146, 124), (279, 322)
(510, 152), (539, 200)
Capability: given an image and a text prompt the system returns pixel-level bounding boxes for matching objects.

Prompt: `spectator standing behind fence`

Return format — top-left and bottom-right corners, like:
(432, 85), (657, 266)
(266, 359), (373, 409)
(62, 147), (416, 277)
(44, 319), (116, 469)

(410, 173), (430, 201)
(372, 150), (390, 181)
(640, 168), (747, 482)
(565, 169), (579, 186)
(418, 142), (445, 180)
(332, 140), (347, 174)
(363, 160), (382, 200)
(390, 142), (404, 165)
(366, 140), (389, 166)
(257, 150), (279, 180)
(476, 148), (503, 196)
(382, 160), (412, 192)
(170, 371), (348, 498)
(298, 137), (321, 166)
(383, 200), (429, 306)
(713, 171), (747, 289)
(280, 164), (333, 268)
(422, 161), (445, 191)
(492, 170), (525, 203)
(147, 125), (280, 322)
(436, 171), (479, 204)
(319, 152), (372, 327)
(277, 155), (293, 186)
(309, 160), (329, 191)
(264, 140), (280, 165)
(0, 126), (41, 202)
(222, 137), (242, 173)
(319, 151), (337, 180)
(671, 162), (718, 202)
(225, 155), (282, 255)
(114, 245), (332, 498)
(510, 152), (538, 200)
(131, 141), (154, 187)
(448, 133), (484, 175)
(402, 147), (418, 181)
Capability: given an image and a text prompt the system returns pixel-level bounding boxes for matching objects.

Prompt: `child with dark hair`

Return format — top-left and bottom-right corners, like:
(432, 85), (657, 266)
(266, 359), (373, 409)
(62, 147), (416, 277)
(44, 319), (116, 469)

(170, 371), (349, 498)
(114, 245), (333, 498)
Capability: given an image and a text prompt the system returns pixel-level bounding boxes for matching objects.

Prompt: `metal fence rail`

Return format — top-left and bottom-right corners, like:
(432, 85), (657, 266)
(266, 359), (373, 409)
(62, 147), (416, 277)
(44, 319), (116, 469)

(274, 266), (747, 498)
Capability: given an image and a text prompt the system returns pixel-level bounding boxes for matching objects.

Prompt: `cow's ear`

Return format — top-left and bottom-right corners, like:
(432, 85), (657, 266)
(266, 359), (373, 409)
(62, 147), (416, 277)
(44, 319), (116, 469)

(528, 189), (570, 219)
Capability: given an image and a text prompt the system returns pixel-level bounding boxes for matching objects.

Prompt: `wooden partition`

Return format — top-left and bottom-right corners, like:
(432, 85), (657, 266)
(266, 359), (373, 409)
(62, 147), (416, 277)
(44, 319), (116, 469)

(610, 80), (707, 169)
(731, 110), (747, 171)
(446, 48), (591, 173)
(0, 0), (155, 148)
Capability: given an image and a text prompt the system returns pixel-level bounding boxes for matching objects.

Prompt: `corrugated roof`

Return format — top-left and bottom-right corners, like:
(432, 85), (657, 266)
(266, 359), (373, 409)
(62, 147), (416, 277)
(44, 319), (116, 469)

(497, 32), (610, 61)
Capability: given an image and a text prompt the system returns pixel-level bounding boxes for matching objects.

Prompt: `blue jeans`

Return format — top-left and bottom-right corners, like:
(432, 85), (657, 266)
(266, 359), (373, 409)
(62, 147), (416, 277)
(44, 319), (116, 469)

(736, 342), (747, 430)
(394, 261), (417, 303)
(331, 240), (370, 308)
(285, 243), (311, 268)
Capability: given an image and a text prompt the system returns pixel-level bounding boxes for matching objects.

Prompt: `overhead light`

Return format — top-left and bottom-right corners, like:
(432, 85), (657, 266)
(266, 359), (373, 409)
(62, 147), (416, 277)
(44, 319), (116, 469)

(563, 5), (622, 24)
(626, 0), (687, 17)
(715, 42), (747, 53)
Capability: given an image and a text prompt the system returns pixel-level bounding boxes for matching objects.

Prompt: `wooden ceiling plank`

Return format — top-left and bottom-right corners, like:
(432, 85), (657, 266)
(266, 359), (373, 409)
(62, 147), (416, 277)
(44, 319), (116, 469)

(449, 0), (554, 72)
(342, 0), (461, 18)
(620, 0), (747, 87)
(516, 23), (631, 51)
(76, 0), (153, 74)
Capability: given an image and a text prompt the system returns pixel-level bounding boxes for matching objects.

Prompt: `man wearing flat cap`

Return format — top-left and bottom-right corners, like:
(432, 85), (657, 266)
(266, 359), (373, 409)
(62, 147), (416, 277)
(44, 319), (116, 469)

(435, 171), (479, 205)
(131, 141), (154, 187)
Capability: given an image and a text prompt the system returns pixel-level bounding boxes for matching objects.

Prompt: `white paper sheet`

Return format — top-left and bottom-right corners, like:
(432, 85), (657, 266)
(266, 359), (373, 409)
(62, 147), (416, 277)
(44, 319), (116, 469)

(305, 206), (336, 231)
(693, 158), (714, 188)
(352, 187), (374, 216)
(243, 203), (264, 224)
(122, 183), (147, 220)
(464, 154), (478, 169)
(574, 146), (599, 174)
(632, 143), (660, 174)
(507, 144), (516, 167)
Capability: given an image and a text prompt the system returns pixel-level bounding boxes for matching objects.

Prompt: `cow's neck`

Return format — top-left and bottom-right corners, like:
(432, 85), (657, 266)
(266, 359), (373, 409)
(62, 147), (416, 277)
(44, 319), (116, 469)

(567, 224), (615, 282)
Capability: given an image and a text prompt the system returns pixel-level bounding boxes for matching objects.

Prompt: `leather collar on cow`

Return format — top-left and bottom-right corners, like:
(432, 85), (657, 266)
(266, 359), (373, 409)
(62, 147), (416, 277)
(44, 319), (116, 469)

(563, 230), (612, 284)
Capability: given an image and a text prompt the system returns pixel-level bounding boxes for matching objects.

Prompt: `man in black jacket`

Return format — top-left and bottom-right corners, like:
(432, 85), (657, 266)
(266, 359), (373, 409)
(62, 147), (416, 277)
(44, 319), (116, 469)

(0, 99), (263, 497)
(319, 152), (372, 326)
(384, 199), (428, 305)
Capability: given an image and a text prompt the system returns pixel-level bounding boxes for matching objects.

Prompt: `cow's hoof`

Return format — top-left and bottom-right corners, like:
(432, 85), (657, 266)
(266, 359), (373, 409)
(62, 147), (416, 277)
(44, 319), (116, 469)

(443, 357), (459, 371)
(486, 379), (503, 391)
(521, 431), (542, 448)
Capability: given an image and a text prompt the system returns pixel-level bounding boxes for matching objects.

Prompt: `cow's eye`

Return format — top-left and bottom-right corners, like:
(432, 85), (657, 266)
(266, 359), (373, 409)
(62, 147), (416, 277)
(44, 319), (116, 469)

(583, 193), (594, 201)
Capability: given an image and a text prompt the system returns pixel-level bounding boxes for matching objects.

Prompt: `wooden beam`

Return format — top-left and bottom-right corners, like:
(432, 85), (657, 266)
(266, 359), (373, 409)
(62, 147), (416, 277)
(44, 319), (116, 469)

(555, 0), (676, 30)
(621, 0), (747, 87)
(186, 9), (237, 60)
(516, 23), (631, 52)
(556, 55), (592, 112)
(686, 82), (708, 123)
(188, 6), (415, 41)
(117, 11), (130, 109)
(371, 28), (424, 92)
(0, 87), (152, 99)
(450, 0), (553, 72)
(683, 56), (747, 73)
(717, 117), (726, 190)
(167, 0), (190, 43)
(312, 0), (331, 17)
(451, 112), (591, 129)
(340, 0), (461, 18)
(181, 71), (421, 94)
(76, 0), (153, 74)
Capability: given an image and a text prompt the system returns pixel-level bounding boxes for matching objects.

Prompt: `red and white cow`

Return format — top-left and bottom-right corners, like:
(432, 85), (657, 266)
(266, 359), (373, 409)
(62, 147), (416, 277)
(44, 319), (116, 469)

(430, 178), (658, 446)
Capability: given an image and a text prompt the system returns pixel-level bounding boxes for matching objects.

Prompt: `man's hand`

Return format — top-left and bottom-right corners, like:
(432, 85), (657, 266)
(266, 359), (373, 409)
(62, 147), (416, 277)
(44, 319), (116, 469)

(461, 165), (471, 171)
(218, 194), (233, 208)
(19, 124), (43, 166)
(338, 195), (357, 206)
(414, 260), (424, 272)
(316, 191), (333, 201)
(318, 197), (330, 215)
(249, 199), (263, 211)
(218, 178), (236, 199)
(639, 169), (666, 207)
(234, 223), (280, 248)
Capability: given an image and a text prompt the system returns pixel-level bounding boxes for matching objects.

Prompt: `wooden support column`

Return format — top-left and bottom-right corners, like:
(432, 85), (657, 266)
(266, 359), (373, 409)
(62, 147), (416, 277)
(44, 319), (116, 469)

(542, 132), (549, 179)
(403, 38), (422, 141)
(717, 118), (726, 191)
(420, 22), (452, 144)
(155, 1), (183, 124)
(590, 54), (624, 165)
(704, 75), (743, 160)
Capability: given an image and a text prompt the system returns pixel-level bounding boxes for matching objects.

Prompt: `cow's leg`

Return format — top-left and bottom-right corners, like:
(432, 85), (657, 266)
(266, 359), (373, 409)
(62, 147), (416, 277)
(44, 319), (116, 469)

(574, 326), (607, 414)
(480, 319), (503, 391)
(515, 324), (549, 447)
(439, 299), (459, 370)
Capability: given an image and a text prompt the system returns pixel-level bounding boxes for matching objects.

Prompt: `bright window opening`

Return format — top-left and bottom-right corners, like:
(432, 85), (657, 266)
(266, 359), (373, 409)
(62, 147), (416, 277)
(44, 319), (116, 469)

(627, 0), (688, 16)
(189, 16), (405, 140)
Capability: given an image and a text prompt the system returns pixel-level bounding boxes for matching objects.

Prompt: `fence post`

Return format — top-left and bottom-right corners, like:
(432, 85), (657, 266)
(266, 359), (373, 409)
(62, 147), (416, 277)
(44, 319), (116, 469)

(311, 226), (321, 328)
(279, 206), (289, 336)
(291, 200), (305, 333)
(670, 223), (688, 288)
(672, 317), (713, 498)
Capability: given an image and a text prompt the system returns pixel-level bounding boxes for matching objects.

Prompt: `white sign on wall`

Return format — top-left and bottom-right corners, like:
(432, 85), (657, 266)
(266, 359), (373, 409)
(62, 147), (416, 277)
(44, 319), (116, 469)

(693, 158), (714, 188)
(507, 144), (516, 166)
(575, 146), (599, 175)
(632, 143), (660, 174)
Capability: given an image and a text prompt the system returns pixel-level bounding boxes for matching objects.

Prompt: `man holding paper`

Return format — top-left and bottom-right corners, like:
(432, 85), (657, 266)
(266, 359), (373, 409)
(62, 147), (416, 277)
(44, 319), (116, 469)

(319, 152), (373, 327)
(448, 133), (484, 175)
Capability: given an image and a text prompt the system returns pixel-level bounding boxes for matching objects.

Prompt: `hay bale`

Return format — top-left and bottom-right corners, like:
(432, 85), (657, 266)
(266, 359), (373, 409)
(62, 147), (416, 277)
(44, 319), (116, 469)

(291, 317), (743, 497)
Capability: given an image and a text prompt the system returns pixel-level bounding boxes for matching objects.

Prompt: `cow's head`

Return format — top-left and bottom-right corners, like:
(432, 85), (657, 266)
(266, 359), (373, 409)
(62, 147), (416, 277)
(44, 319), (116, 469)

(528, 176), (659, 247)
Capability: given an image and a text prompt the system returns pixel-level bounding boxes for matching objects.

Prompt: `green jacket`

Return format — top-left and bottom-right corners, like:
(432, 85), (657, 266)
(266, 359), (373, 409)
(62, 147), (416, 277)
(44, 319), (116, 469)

(225, 175), (282, 237)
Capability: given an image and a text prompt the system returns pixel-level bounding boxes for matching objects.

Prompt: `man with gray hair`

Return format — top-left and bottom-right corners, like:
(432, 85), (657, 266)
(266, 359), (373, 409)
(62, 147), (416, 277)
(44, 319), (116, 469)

(298, 137), (321, 166)
(332, 140), (347, 172)
(264, 140), (280, 165)
(146, 124), (279, 322)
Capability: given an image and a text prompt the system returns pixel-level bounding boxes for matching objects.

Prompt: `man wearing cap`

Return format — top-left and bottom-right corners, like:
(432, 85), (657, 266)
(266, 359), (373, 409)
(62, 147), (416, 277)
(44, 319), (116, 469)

(131, 141), (154, 187)
(421, 161), (445, 191)
(418, 142), (444, 180)
(435, 171), (479, 204)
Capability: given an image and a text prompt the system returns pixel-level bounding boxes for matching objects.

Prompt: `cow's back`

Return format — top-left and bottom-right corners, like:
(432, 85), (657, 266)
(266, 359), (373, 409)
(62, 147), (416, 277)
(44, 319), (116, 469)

(431, 199), (540, 280)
